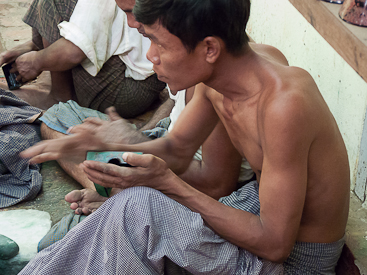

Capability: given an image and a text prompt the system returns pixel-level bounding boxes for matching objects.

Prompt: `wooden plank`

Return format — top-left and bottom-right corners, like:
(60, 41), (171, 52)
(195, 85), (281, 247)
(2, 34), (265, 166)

(289, 0), (367, 83)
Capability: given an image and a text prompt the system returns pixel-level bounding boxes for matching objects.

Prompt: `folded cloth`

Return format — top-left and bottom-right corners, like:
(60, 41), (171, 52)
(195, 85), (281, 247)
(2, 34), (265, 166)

(39, 100), (109, 134)
(0, 88), (43, 208)
(37, 213), (86, 252)
(141, 117), (171, 139)
(40, 100), (170, 137)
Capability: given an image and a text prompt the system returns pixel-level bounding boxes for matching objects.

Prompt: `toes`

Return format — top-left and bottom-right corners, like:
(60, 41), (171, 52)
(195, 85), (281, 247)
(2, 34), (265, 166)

(70, 202), (79, 210)
(65, 189), (83, 203)
(82, 207), (92, 215)
(74, 206), (92, 215)
(75, 208), (84, 215)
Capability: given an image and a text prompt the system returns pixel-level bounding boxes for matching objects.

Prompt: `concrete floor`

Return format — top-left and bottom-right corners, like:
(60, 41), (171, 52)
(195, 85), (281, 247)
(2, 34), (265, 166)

(0, 0), (366, 274)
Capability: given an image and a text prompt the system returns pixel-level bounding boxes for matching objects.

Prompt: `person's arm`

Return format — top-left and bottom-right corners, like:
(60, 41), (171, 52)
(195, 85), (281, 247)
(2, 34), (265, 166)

(12, 38), (86, 83)
(178, 120), (242, 200)
(0, 40), (39, 67)
(138, 91), (174, 131)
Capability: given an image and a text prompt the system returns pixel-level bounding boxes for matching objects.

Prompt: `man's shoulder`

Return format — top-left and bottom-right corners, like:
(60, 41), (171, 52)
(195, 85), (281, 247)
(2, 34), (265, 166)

(250, 43), (289, 66)
(259, 67), (321, 124)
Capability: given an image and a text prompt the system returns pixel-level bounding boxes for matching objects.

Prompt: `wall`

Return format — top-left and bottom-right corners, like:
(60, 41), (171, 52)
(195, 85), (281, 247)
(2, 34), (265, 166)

(246, 0), (367, 197)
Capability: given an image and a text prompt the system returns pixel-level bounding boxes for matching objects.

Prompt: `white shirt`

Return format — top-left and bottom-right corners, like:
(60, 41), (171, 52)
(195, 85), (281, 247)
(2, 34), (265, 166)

(58, 0), (153, 80)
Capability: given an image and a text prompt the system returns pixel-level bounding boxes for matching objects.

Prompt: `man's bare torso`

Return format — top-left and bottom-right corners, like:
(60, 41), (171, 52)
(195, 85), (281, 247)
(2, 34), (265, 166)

(204, 43), (350, 244)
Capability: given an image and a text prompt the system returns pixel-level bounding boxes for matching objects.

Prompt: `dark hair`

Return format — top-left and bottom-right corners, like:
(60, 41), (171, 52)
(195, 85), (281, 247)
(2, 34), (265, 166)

(133, 0), (251, 55)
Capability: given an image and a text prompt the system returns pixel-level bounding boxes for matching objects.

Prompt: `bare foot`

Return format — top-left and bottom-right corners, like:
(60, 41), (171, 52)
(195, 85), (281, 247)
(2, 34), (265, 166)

(65, 189), (108, 215)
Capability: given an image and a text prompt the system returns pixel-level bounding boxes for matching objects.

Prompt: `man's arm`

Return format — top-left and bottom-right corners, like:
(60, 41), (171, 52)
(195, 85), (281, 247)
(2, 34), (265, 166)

(0, 40), (39, 67)
(138, 90), (174, 131)
(178, 120), (242, 200)
(12, 38), (86, 83)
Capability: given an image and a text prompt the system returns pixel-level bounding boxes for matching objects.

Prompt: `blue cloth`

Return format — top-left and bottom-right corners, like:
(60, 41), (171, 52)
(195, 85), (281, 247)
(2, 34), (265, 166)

(0, 88), (43, 208)
(141, 117), (170, 139)
(38, 213), (87, 252)
(39, 100), (170, 138)
(39, 100), (109, 134)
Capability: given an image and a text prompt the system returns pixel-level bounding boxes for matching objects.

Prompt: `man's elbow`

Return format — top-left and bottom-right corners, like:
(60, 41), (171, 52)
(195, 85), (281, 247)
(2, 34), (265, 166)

(69, 47), (86, 65)
(262, 243), (293, 263)
(197, 178), (236, 200)
(266, 250), (290, 264)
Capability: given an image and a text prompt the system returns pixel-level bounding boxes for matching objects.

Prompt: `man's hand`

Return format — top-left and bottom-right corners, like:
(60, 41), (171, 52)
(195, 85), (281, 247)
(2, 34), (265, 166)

(80, 152), (176, 191)
(11, 51), (42, 83)
(69, 107), (150, 144)
(0, 40), (38, 67)
(20, 127), (107, 164)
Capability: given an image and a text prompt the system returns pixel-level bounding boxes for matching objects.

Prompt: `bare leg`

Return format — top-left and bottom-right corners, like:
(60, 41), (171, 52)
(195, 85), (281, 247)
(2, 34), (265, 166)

(42, 38), (76, 103)
(41, 123), (95, 189)
(10, 71), (52, 109)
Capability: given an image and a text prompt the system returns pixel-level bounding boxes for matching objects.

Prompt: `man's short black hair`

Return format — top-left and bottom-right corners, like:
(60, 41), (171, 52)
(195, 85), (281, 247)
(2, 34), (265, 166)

(134, 0), (251, 55)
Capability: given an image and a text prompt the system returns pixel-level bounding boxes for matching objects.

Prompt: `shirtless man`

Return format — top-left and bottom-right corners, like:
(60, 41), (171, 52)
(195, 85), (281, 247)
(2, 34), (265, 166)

(19, 0), (350, 273)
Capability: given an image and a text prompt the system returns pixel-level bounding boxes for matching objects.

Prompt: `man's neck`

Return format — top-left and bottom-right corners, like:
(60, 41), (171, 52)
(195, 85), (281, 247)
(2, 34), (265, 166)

(204, 44), (266, 102)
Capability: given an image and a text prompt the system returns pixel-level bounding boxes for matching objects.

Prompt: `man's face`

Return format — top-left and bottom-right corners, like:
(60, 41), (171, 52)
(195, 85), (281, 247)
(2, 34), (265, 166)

(115, 0), (146, 35)
(144, 22), (210, 92)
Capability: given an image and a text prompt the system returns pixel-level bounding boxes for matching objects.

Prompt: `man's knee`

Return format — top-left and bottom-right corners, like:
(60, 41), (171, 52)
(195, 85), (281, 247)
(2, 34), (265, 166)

(110, 187), (169, 217)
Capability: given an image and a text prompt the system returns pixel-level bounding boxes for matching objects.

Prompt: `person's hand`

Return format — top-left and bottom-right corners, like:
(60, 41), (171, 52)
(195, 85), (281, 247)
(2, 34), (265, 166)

(69, 107), (149, 144)
(11, 51), (42, 83)
(20, 127), (107, 164)
(80, 152), (177, 191)
(0, 50), (17, 67)
(0, 41), (37, 67)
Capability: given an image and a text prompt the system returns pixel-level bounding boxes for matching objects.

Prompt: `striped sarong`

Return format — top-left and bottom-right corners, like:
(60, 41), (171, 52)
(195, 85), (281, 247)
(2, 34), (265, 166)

(22, 0), (166, 118)
(20, 182), (284, 274)
(31, 181), (345, 274)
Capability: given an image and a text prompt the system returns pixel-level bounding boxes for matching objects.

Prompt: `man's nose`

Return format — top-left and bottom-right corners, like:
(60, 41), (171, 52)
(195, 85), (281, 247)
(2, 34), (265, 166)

(146, 44), (160, 65)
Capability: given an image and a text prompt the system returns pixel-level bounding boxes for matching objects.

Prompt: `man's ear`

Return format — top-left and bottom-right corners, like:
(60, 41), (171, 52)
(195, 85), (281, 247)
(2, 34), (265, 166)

(202, 37), (221, 64)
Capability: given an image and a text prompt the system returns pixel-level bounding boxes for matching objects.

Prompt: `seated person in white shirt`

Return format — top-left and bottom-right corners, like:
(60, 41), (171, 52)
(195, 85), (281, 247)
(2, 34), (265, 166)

(0, 0), (166, 117)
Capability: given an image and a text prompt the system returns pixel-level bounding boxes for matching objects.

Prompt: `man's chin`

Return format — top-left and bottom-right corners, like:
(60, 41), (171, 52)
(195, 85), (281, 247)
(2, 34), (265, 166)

(157, 74), (166, 82)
